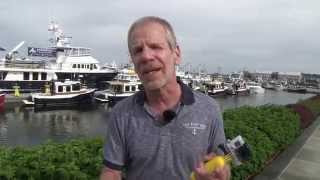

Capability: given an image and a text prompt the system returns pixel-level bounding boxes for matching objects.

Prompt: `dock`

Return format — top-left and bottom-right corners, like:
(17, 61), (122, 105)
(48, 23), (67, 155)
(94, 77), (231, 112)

(4, 93), (30, 103)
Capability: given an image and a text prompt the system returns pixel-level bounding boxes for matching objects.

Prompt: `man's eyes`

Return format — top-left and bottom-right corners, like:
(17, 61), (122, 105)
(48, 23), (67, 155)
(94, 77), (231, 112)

(150, 44), (163, 50)
(133, 47), (143, 54)
(132, 45), (163, 55)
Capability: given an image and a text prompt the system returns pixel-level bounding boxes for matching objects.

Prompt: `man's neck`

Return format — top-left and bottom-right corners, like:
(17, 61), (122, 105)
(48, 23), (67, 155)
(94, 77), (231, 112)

(145, 81), (181, 114)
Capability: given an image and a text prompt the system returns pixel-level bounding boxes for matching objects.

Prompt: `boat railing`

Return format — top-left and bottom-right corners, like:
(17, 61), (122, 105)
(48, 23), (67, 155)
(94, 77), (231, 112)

(3, 62), (47, 69)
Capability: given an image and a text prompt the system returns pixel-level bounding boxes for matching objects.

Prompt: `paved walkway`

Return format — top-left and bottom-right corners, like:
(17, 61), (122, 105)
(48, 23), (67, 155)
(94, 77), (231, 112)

(255, 117), (320, 180)
(278, 122), (320, 180)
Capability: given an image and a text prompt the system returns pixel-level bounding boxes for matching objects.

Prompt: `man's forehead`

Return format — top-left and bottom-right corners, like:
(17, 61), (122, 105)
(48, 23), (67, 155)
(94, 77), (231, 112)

(131, 27), (168, 45)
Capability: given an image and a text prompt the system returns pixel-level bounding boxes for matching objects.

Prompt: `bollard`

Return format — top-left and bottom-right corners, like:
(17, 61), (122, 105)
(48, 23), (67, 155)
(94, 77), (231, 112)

(44, 84), (51, 95)
(13, 85), (20, 97)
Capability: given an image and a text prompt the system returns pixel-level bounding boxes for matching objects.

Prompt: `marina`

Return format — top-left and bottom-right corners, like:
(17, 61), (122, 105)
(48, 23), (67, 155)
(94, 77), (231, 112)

(2, 1), (320, 179)
(0, 89), (313, 147)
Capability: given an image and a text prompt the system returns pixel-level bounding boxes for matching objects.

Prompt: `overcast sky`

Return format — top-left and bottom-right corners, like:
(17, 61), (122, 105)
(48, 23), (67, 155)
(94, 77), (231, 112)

(1, 0), (319, 73)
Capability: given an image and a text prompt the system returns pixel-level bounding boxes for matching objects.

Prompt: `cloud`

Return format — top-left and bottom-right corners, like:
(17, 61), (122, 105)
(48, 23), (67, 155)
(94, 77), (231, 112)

(1, 0), (320, 73)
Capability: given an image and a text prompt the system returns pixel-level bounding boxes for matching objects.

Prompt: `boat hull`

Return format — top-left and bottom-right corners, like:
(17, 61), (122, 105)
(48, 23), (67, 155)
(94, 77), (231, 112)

(207, 90), (227, 97)
(285, 88), (307, 94)
(33, 90), (95, 108)
(0, 94), (5, 107)
(108, 93), (134, 106)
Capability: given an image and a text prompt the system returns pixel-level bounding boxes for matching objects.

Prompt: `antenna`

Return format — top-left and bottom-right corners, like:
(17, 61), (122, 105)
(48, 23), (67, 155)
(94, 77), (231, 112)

(48, 21), (71, 47)
(9, 41), (25, 54)
(5, 41), (25, 61)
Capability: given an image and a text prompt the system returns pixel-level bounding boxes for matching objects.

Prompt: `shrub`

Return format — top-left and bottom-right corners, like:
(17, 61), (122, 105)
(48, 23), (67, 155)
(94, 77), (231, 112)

(287, 104), (315, 129)
(0, 138), (104, 180)
(299, 95), (320, 117)
(224, 105), (300, 180)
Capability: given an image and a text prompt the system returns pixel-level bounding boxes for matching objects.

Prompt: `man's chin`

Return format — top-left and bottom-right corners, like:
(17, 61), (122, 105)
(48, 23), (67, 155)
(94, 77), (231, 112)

(143, 80), (165, 91)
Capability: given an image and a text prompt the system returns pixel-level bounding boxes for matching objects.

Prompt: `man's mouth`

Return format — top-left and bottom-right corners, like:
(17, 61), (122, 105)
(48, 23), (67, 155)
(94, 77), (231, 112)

(143, 67), (161, 75)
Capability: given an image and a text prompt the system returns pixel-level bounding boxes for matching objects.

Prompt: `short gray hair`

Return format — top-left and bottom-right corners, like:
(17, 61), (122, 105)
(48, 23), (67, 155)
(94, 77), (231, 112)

(127, 16), (177, 54)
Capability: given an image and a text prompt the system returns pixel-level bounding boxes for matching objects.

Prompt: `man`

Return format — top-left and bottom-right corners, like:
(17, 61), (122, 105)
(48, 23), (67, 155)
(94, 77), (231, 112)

(100, 16), (230, 180)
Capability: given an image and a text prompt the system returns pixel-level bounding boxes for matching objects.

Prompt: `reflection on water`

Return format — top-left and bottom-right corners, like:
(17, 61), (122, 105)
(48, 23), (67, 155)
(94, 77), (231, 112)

(0, 90), (315, 146)
(0, 103), (110, 146)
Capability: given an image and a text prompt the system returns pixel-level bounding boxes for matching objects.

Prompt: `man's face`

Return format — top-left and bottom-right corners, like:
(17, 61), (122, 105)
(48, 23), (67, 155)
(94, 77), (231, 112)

(129, 23), (181, 91)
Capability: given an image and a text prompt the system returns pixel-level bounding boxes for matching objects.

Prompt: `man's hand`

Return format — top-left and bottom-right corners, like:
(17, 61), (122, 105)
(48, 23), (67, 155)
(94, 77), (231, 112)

(193, 153), (231, 180)
(100, 166), (122, 180)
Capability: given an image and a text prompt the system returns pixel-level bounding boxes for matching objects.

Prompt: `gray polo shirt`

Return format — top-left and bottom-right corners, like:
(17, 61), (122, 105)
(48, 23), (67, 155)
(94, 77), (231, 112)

(103, 82), (226, 180)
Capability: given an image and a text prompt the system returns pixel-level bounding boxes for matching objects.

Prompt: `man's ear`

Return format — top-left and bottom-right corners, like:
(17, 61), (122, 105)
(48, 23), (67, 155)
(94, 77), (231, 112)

(174, 45), (181, 65)
(128, 52), (133, 63)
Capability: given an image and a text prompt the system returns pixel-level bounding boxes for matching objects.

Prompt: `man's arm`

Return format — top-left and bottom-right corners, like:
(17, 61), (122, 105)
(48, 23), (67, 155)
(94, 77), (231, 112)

(100, 166), (122, 180)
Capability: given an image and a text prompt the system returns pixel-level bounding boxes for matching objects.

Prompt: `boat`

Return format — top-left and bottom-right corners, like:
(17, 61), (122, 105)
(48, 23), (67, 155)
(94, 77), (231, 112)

(246, 81), (265, 94)
(0, 21), (117, 93)
(201, 80), (228, 97)
(108, 80), (141, 105)
(261, 81), (284, 91)
(227, 81), (250, 95)
(94, 68), (141, 105)
(22, 80), (95, 108)
(284, 85), (307, 93)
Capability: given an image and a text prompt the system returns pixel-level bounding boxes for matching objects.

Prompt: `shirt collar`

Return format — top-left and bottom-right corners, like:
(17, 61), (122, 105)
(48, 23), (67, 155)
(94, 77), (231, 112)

(136, 79), (195, 106)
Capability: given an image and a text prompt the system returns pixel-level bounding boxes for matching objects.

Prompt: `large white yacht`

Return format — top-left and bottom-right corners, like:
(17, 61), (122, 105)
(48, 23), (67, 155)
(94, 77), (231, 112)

(0, 22), (117, 92)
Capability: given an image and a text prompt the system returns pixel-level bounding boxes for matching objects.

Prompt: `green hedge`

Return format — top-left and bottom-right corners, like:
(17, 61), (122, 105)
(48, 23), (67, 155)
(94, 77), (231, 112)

(224, 105), (300, 179)
(0, 138), (103, 180)
(2, 95), (320, 179)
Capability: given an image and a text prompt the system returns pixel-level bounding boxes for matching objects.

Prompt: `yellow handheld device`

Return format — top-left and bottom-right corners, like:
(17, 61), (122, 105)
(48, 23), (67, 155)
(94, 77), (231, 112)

(190, 155), (232, 180)
(190, 135), (251, 180)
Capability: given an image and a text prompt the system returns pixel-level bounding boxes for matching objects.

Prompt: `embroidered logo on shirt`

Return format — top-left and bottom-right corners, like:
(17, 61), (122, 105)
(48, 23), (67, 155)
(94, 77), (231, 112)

(183, 122), (207, 135)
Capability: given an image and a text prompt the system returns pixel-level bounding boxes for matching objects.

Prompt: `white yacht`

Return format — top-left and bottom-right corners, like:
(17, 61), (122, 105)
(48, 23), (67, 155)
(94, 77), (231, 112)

(94, 67), (141, 105)
(246, 81), (265, 94)
(227, 81), (250, 95)
(0, 22), (117, 92)
(201, 80), (229, 97)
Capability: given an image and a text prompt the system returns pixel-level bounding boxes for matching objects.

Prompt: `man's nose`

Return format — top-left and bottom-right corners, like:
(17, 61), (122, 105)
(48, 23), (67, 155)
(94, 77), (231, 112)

(140, 47), (154, 61)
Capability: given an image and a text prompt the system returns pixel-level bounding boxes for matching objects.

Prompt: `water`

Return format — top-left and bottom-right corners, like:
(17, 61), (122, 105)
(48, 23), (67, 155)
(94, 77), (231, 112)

(215, 89), (313, 111)
(0, 90), (314, 147)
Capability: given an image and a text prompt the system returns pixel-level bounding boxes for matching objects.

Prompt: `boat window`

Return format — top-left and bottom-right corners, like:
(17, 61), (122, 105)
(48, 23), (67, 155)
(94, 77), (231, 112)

(72, 64), (76, 68)
(72, 83), (81, 91)
(125, 86), (130, 92)
(32, 72), (39, 80)
(41, 73), (47, 80)
(86, 65), (89, 69)
(73, 49), (79, 56)
(138, 84), (143, 90)
(112, 85), (122, 93)
(132, 86), (136, 92)
(90, 64), (93, 70)
(94, 64), (97, 69)
(0, 72), (7, 80)
(78, 64), (80, 68)
(66, 86), (71, 92)
(23, 72), (29, 80)
(81, 64), (84, 68)
(58, 86), (63, 92)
